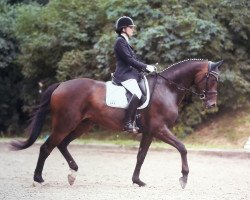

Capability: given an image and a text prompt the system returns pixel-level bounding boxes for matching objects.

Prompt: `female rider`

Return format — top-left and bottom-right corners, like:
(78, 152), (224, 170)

(113, 16), (155, 133)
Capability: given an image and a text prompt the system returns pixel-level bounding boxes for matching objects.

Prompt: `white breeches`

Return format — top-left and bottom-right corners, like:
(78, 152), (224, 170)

(121, 79), (142, 99)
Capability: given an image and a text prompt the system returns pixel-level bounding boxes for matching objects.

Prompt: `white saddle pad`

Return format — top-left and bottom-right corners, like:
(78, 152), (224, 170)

(106, 77), (150, 109)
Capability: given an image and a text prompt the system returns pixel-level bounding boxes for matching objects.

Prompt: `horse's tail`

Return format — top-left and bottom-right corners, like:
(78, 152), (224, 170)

(11, 83), (60, 150)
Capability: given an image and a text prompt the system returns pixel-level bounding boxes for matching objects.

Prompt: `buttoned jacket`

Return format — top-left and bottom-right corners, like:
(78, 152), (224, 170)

(113, 35), (147, 83)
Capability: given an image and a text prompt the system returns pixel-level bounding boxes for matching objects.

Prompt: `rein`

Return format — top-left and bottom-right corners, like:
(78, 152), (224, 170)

(150, 63), (219, 100)
(156, 73), (203, 98)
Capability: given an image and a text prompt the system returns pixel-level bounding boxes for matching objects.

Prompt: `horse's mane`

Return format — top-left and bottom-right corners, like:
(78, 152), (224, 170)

(161, 58), (207, 72)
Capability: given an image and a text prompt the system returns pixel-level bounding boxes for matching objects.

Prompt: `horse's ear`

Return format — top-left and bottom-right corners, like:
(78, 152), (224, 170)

(211, 60), (224, 70)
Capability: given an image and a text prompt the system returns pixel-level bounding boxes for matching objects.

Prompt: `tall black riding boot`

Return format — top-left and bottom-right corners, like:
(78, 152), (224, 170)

(123, 94), (140, 133)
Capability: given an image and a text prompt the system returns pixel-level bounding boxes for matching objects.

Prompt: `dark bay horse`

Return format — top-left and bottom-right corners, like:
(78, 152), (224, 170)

(11, 59), (223, 188)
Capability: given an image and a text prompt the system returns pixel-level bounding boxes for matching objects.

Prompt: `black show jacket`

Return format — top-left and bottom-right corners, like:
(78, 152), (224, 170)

(113, 35), (147, 83)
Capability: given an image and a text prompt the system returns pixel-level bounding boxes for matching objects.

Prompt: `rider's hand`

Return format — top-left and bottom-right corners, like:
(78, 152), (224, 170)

(146, 65), (156, 73)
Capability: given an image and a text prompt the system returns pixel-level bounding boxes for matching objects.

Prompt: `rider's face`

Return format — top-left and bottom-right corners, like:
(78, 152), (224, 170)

(124, 26), (135, 38)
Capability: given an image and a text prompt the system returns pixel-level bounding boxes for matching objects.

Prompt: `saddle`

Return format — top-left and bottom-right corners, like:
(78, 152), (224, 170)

(105, 75), (150, 109)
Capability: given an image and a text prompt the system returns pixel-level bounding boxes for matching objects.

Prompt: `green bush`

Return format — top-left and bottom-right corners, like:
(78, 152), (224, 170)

(1, 0), (249, 136)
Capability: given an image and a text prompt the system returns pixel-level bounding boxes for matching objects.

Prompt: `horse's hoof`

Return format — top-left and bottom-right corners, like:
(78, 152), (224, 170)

(179, 176), (187, 189)
(68, 169), (77, 186)
(133, 180), (147, 187)
(32, 181), (49, 187)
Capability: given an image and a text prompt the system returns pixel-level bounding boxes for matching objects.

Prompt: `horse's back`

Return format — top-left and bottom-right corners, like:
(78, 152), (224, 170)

(55, 78), (103, 94)
(51, 78), (105, 113)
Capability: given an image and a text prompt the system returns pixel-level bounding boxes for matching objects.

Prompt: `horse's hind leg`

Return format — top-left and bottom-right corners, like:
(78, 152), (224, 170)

(154, 126), (189, 189)
(132, 133), (153, 187)
(33, 138), (51, 185)
(57, 119), (93, 185)
(33, 133), (68, 186)
(33, 116), (82, 185)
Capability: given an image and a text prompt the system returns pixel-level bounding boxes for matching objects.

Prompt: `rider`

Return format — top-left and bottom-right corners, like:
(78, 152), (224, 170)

(113, 16), (155, 134)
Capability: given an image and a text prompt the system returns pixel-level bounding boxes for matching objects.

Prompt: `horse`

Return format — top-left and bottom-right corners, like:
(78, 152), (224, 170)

(11, 59), (223, 189)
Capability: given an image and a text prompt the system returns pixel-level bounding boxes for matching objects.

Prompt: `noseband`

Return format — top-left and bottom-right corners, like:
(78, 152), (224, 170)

(155, 62), (219, 100)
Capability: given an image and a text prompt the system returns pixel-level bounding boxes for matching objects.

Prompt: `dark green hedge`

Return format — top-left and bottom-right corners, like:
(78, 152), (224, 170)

(0, 0), (249, 136)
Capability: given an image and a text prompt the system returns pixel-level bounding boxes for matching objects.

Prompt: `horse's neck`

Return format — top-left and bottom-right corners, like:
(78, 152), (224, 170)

(161, 61), (204, 104)
(163, 62), (198, 88)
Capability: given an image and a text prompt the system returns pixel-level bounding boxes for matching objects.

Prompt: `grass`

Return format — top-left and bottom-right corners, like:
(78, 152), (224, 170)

(77, 106), (250, 150)
(2, 106), (250, 150)
(183, 106), (250, 149)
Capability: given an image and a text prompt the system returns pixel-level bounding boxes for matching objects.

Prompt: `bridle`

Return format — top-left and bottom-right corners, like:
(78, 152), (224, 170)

(152, 62), (219, 100)
(196, 63), (219, 100)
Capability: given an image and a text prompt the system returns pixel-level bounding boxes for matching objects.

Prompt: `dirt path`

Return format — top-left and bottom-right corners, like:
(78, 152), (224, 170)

(0, 142), (250, 200)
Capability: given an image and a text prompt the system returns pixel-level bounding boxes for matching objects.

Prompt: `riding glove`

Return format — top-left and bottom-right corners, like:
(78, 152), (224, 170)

(146, 65), (156, 73)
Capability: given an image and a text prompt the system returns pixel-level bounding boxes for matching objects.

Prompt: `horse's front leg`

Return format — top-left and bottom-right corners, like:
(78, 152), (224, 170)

(155, 126), (189, 189)
(132, 133), (153, 187)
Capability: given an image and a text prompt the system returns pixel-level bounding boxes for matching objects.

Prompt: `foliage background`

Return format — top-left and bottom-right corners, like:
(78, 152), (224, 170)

(0, 0), (249, 137)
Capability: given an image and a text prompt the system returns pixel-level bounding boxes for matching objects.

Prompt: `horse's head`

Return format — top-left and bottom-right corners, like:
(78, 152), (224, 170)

(195, 60), (223, 109)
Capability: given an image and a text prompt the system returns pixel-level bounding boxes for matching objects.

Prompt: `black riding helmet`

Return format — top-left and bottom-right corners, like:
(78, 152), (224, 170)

(115, 16), (136, 34)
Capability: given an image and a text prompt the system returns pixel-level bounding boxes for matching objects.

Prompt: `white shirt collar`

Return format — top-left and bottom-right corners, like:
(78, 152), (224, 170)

(121, 33), (129, 43)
